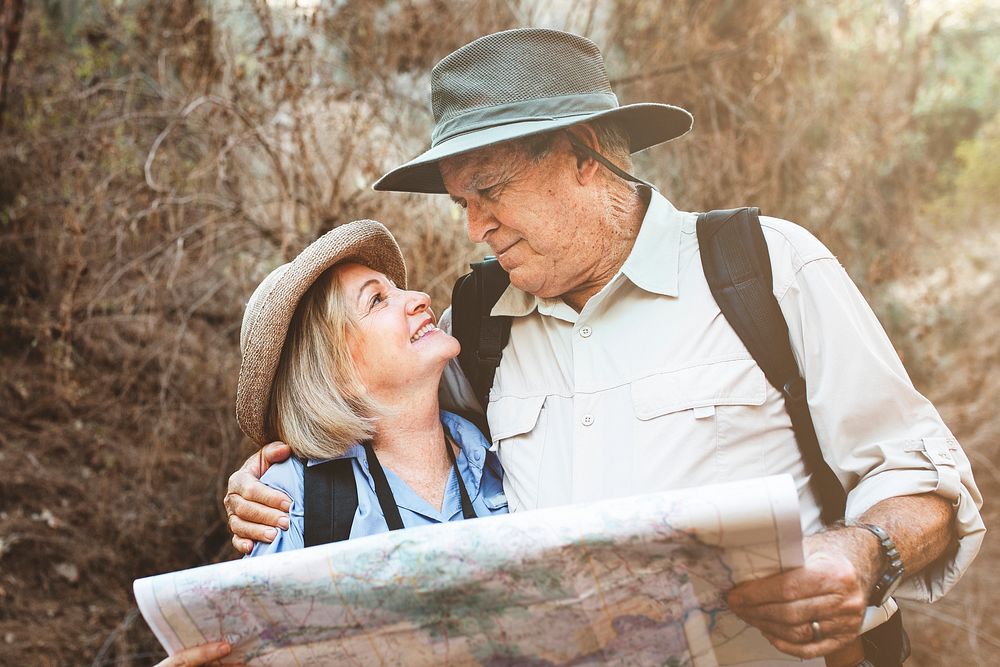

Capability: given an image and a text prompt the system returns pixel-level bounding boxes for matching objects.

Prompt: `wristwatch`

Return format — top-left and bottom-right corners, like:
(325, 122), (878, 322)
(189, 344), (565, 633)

(854, 523), (905, 606)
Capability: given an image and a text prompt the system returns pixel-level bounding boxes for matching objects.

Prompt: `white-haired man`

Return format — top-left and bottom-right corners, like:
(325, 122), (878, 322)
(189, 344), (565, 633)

(224, 29), (984, 666)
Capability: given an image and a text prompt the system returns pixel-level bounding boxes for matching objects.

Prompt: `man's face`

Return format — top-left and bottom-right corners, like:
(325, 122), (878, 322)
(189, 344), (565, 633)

(439, 136), (605, 300)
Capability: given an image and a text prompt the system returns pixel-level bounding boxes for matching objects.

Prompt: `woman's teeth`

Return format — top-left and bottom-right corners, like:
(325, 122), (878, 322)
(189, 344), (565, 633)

(410, 323), (437, 343)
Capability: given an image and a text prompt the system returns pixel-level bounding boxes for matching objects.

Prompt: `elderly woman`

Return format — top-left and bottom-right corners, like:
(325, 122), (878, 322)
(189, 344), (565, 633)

(236, 219), (507, 555)
(153, 220), (503, 666)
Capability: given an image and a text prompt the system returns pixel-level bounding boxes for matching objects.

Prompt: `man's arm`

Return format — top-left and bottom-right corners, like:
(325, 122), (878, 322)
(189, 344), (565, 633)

(224, 441), (293, 554)
(765, 221), (984, 602)
(728, 492), (954, 660)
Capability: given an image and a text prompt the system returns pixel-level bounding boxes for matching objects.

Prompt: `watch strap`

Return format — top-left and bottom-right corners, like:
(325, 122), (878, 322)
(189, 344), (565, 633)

(855, 522), (905, 606)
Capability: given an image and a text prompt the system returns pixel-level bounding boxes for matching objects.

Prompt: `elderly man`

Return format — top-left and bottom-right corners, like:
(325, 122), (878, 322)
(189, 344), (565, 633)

(224, 29), (983, 666)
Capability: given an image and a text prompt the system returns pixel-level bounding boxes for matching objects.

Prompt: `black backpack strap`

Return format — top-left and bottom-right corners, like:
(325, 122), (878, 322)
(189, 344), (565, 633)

(303, 458), (358, 546)
(696, 207), (846, 525)
(451, 257), (512, 414)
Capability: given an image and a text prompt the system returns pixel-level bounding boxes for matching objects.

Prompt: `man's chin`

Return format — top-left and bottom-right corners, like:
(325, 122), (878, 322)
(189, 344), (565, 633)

(508, 271), (562, 300)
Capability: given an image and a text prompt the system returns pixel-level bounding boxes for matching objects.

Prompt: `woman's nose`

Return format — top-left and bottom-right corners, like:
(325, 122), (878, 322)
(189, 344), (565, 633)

(405, 290), (431, 315)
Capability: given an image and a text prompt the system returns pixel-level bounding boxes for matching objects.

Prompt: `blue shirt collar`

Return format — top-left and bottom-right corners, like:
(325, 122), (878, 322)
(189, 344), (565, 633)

(305, 410), (490, 520)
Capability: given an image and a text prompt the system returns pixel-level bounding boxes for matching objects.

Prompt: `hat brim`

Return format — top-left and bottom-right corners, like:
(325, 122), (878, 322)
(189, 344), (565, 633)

(373, 103), (693, 194)
(235, 220), (407, 446)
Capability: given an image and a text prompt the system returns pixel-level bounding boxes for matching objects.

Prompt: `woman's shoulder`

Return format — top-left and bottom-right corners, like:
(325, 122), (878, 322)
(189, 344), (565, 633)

(440, 410), (490, 449)
(260, 455), (307, 498)
(261, 450), (364, 496)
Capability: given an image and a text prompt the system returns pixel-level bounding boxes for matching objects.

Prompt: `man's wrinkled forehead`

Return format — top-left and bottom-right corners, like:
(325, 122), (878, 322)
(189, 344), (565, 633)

(439, 143), (519, 192)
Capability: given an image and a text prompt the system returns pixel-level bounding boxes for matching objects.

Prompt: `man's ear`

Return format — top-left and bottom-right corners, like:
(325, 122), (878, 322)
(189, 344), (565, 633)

(565, 124), (602, 185)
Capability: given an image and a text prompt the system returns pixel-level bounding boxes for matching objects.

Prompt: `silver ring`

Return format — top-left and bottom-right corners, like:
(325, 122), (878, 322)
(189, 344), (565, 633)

(810, 620), (823, 642)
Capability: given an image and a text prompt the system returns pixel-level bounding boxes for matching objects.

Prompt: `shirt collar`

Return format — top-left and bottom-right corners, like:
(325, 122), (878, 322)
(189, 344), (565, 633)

(304, 411), (489, 514)
(490, 189), (684, 318)
(619, 189), (682, 297)
(438, 409), (488, 497)
(305, 444), (363, 467)
(377, 411), (491, 520)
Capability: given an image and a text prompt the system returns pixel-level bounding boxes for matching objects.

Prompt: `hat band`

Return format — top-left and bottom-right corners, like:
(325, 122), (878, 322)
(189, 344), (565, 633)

(431, 92), (619, 147)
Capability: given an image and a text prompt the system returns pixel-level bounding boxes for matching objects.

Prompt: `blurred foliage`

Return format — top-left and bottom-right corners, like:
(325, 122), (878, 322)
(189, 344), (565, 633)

(929, 110), (1000, 224)
(0, 0), (997, 664)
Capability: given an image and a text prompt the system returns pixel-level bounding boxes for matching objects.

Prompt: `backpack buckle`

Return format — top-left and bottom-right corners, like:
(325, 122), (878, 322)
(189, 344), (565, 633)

(782, 377), (807, 403)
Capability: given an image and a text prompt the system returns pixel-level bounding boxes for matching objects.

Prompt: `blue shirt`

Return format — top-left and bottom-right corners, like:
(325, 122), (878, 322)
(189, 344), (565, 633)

(249, 411), (507, 556)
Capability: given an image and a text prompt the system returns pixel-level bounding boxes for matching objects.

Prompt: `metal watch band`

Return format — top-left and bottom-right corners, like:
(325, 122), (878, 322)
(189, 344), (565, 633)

(855, 522), (905, 606)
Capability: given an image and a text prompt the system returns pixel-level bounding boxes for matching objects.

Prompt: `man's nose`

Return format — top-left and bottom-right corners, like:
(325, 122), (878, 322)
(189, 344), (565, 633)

(465, 201), (498, 243)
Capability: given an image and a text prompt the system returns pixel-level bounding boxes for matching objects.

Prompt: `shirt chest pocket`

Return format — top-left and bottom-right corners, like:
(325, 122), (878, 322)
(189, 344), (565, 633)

(629, 359), (768, 482)
(486, 395), (547, 511)
(630, 358), (767, 419)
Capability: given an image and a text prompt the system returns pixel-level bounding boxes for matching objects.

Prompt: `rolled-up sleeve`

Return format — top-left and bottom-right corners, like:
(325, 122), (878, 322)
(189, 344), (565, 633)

(773, 230), (985, 602)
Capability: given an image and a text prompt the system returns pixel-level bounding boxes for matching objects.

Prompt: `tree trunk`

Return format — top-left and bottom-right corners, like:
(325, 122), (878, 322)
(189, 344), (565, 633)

(0, 0), (26, 132)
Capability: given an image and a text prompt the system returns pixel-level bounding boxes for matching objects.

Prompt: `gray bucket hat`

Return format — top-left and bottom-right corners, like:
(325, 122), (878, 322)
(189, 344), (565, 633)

(373, 28), (693, 194)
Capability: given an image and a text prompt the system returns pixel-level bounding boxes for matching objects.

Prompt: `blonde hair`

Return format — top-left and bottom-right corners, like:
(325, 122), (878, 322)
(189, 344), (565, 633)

(265, 264), (379, 460)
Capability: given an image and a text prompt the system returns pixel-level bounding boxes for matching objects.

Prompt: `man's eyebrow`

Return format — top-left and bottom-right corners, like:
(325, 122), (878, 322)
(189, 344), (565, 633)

(469, 170), (502, 189)
(357, 278), (381, 303)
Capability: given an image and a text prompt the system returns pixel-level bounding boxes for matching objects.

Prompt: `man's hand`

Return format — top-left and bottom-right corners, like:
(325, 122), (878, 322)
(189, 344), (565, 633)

(224, 441), (293, 554)
(728, 493), (955, 661)
(154, 641), (247, 667)
(727, 528), (879, 660)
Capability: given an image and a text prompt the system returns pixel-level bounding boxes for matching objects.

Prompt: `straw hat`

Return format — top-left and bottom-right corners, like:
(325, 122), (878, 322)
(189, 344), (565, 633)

(236, 220), (406, 446)
(373, 28), (693, 194)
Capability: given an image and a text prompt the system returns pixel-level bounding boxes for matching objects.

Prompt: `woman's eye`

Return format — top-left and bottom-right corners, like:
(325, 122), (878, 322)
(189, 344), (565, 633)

(369, 292), (386, 309)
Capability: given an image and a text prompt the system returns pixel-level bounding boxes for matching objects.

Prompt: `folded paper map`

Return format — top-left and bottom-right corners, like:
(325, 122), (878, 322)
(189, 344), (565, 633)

(135, 474), (804, 666)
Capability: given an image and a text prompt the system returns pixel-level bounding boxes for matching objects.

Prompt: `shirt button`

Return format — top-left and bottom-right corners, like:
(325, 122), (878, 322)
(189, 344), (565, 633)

(581, 414), (594, 426)
(579, 326), (592, 338)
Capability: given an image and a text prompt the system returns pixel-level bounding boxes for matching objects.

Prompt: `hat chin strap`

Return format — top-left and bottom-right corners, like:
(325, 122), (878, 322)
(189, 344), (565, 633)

(566, 134), (657, 191)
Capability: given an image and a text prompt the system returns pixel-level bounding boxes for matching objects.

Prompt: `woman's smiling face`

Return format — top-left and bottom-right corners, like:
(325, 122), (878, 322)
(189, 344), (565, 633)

(333, 262), (460, 398)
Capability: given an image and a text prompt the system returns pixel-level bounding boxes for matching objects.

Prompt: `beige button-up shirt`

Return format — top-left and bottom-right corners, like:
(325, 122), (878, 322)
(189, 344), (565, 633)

(440, 190), (984, 605)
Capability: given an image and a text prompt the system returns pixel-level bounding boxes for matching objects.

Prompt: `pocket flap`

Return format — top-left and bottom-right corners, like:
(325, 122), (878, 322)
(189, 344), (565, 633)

(486, 394), (546, 442)
(631, 358), (767, 420)
(904, 437), (959, 467)
(482, 492), (509, 511)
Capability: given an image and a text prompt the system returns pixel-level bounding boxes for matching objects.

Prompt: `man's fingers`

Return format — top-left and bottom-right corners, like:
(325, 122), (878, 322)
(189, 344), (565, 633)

(729, 568), (842, 607)
(729, 551), (860, 607)
(232, 535), (254, 556)
(239, 441), (292, 477)
(748, 615), (859, 645)
(258, 441), (292, 473)
(224, 442), (292, 555)
(225, 487), (290, 526)
(729, 591), (866, 625)
(226, 470), (291, 512)
(228, 512), (280, 544)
